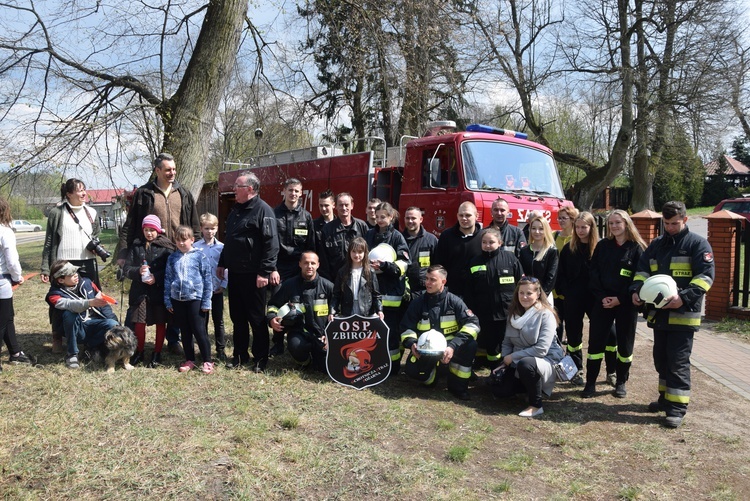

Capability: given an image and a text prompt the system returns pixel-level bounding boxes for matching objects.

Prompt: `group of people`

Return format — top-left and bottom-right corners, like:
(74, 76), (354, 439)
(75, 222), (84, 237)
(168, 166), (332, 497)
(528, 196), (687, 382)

(0, 153), (712, 427)
(209, 168), (713, 425)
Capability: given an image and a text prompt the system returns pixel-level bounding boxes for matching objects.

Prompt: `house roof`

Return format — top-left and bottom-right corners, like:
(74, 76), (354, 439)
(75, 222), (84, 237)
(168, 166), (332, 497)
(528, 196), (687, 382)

(705, 155), (750, 176)
(86, 188), (125, 204)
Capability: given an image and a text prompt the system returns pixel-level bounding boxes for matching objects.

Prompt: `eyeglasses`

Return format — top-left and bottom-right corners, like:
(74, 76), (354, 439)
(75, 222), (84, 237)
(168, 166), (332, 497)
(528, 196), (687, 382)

(234, 184), (249, 189)
(519, 275), (539, 283)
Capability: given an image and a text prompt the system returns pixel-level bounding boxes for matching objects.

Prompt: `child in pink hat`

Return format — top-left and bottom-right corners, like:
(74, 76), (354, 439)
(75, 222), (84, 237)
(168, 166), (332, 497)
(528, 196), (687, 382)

(122, 215), (175, 367)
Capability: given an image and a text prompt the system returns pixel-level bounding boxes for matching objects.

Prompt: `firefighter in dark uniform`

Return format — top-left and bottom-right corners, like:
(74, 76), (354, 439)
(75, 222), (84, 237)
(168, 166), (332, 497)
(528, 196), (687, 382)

(318, 193), (369, 281)
(400, 265), (480, 400)
(401, 206), (438, 296)
(464, 228), (523, 369)
(267, 251), (333, 372)
(488, 197), (527, 259)
(269, 178), (316, 357)
(631, 201), (714, 428)
(313, 189), (335, 247)
(582, 210), (646, 399)
(434, 201), (482, 298)
(365, 202), (410, 376)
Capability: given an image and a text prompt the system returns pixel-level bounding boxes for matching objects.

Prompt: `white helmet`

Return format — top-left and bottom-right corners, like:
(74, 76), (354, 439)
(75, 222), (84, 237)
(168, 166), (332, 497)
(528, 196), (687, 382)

(276, 302), (303, 327)
(639, 275), (678, 309)
(368, 243), (397, 273)
(416, 329), (448, 359)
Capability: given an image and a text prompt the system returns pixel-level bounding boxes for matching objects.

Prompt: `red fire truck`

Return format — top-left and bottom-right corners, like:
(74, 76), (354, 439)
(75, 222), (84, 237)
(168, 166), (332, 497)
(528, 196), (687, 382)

(217, 121), (573, 234)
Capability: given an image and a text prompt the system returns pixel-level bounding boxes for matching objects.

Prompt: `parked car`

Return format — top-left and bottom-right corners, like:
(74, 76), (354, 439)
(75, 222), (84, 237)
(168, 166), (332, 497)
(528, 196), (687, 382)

(11, 220), (43, 232)
(713, 198), (750, 220)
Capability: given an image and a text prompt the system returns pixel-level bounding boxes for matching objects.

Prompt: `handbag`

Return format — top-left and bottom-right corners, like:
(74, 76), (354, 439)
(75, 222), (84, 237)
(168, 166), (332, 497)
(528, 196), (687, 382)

(554, 355), (578, 382)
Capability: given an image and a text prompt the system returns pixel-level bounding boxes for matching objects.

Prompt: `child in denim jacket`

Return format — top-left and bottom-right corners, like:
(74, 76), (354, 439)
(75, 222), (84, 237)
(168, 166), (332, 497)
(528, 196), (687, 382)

(164, 225), (214, 373)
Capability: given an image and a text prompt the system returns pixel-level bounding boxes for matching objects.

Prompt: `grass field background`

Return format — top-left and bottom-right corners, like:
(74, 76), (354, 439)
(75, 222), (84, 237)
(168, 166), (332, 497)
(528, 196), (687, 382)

(1, 229), (749, 499)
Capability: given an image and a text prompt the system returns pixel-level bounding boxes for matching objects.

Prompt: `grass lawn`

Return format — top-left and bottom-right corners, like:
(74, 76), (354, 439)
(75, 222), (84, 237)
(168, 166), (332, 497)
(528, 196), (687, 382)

(2, 237), (750, 499)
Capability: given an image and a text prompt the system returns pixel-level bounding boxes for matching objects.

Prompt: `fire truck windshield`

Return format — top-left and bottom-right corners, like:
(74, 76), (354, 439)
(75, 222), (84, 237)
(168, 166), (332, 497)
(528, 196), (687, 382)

(461, 140), (565, 199)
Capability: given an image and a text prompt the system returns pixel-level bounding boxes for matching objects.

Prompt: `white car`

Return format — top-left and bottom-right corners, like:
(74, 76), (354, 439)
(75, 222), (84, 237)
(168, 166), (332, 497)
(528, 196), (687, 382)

(11, 220), (42, 232)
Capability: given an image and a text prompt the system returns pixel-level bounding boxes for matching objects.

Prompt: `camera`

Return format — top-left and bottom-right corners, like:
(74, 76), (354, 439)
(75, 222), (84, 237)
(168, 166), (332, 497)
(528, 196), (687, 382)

(86, 238), (111, 261)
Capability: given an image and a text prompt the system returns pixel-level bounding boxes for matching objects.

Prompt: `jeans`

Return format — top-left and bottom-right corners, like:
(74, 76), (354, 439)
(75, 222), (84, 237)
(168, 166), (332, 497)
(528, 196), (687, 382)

(62, 310), (118, 356)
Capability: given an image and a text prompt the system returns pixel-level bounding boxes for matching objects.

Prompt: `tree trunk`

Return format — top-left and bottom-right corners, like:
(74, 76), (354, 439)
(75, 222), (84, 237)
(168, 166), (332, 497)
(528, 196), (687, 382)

(159, 0), (248, 200)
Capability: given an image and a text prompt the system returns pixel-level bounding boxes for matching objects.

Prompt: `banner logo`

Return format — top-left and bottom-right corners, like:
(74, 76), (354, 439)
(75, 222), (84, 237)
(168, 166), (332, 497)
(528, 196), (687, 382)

(325, 315), (391, 390)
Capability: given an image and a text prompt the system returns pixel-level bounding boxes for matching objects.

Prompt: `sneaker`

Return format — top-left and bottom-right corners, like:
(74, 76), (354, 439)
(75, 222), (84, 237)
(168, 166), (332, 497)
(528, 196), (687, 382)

(268, 343), (284, 358)
(201, 362), (215, 374)
(606, 373), (617, 387)
(664, 415), (684, 428)
(65, 355), (80, 369)
(178, 360), (196, 372)
(10, 352), (36, 365)
(614, 383), (627, 398)
(570, 373), (585, 386)
(581, 383), (596, 398)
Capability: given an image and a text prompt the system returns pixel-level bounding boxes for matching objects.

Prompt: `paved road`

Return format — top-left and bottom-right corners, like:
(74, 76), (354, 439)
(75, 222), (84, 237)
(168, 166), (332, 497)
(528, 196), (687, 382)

(14, 231), (45, 245)
(688, 215), (707, 239)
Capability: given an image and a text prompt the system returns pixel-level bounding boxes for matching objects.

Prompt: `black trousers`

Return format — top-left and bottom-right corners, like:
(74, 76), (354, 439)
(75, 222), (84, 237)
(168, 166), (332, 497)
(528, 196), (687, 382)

(587, 302), (637, 384)
(204, 291), (226, 351)
(172, 300), (210, 363)
(564, 292), (593, 370)
(653, 328), (693, 417)
(491, 357), (544, 408)
(405, 339), (478, 394)
(228, 271), (269, 362)
(0, 298), (20, 355)
(287, 330), (326, 372)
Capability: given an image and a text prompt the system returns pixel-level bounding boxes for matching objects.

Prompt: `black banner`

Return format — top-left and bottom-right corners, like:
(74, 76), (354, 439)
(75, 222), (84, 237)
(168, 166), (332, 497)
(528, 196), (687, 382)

(325, 314), (391, 390)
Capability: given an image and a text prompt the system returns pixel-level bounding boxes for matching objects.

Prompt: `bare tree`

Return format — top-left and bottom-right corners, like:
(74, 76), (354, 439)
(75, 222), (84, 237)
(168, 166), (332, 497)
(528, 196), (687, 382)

(0, 0), (248, 197)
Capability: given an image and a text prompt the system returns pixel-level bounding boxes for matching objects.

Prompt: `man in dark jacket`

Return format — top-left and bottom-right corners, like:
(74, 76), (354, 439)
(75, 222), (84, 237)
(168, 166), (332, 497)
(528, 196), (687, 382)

(117, 153), (200, 261)
(400, 265), (480, 400)
(217, 171), (279, 372)
(401, 206), (438, 296)
(269, 178), (316, 357)
(434, 202), (482, 298)
(117, 153), (200, 354)
(267, 251), (333, 372)
(631, 201), (714, 428)
(488, 197), (527, 258)
(318, 193), (369, 281)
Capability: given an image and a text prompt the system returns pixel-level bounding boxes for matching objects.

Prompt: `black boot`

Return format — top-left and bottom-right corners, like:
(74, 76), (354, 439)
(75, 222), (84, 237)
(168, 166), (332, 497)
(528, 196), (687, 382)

(215, 348), (227, 362)
(130, 351), (144, 366)
(148, 352), (163, 368)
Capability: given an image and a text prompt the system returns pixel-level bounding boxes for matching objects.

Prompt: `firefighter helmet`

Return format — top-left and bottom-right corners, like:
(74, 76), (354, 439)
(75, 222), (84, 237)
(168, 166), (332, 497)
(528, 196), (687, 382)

(639, 274), (678, 309)
(416, 329), (448, 362)
(276, 302), (303, 327)
(368, 243), (397, 273)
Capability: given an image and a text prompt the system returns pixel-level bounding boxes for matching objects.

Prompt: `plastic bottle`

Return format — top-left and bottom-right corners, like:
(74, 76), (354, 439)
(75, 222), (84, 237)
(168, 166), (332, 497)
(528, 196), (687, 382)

(141, 260), (153, 282)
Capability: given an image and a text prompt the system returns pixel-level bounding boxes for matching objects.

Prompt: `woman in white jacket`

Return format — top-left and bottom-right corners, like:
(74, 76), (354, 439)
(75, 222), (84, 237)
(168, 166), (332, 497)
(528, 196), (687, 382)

(491, 276), (564, 417)
(0, 198), (35, 371)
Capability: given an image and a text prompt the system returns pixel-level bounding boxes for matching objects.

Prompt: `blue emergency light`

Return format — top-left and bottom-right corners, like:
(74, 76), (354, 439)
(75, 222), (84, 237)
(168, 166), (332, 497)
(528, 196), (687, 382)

(466, 124), (528, 140)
